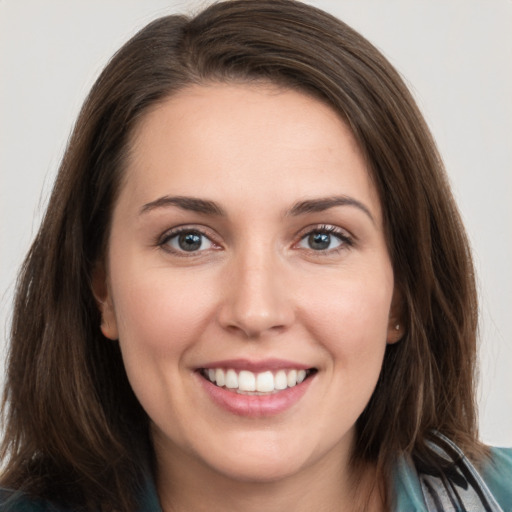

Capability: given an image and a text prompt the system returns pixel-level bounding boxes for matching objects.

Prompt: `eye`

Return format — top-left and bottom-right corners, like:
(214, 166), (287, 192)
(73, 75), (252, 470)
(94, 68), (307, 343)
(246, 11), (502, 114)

(297, 226), (351, 252)
(162, 229), (215, 253)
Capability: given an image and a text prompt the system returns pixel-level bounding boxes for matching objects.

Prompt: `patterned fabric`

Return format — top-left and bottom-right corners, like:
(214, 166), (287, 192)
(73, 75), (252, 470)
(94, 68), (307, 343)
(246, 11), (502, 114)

(418, 433), (504, 512)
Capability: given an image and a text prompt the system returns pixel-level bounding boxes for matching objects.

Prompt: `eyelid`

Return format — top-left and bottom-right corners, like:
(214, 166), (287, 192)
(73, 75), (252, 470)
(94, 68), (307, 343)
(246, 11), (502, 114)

(294, 224), (354, 251)
(155, 223), (354, 256)
(157, 224), (222, 254)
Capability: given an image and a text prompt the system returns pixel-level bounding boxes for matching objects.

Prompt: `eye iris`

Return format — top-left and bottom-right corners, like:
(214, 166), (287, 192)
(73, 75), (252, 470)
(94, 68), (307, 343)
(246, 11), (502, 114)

(308, 232), (330, 250)
(178, 232), (202, 251)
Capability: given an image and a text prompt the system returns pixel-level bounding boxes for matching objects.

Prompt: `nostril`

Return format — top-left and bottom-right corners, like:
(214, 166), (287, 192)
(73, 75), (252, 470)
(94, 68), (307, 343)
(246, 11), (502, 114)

(221, 317), (289, 340)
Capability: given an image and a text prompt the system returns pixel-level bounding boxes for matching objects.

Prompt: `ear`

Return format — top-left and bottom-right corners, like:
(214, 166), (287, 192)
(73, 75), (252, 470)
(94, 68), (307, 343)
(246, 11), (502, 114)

(91, 263), (119, 340)
(387, 287), (404, 344)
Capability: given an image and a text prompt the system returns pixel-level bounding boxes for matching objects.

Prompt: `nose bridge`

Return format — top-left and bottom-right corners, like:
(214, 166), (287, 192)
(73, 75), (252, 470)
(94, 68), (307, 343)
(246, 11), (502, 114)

(219, 239), (293, 337)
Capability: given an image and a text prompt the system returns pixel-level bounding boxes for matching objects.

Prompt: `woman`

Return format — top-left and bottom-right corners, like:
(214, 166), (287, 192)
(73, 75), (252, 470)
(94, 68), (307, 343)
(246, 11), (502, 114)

(1, 1), (510, 511)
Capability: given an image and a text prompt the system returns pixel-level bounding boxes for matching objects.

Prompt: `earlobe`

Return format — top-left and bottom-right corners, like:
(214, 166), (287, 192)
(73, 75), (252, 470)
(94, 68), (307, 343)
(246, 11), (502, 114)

(387, 322), (403, 344)
(387, 287), (404, 344)
(100, 315), (118, 340)
(91, 264), (119, 340)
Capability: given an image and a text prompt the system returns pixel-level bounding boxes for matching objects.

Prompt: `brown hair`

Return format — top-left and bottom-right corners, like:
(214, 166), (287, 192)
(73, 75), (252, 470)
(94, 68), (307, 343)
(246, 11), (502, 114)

(1, 0), (482, 510)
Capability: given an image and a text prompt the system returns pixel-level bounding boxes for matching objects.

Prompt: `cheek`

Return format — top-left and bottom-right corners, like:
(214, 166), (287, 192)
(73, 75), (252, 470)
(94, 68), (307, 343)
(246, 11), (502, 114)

(300, 266), (393, 361)
(289, 265), (394, 444)
(112, 270), (215, 356)
(109, 270), (218, 424)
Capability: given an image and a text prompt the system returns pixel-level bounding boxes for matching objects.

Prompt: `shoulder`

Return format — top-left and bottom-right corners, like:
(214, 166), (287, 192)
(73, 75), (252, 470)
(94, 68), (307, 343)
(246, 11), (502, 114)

(481, 446), (512, 510)
(0, 489), (69, 512)
(392, 456), (428, 511)
(392, 445), (512, 512)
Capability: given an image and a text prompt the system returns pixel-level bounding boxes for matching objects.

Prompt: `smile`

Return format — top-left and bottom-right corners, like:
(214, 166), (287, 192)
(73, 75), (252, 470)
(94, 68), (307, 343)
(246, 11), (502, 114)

(199, 368), (317, 394)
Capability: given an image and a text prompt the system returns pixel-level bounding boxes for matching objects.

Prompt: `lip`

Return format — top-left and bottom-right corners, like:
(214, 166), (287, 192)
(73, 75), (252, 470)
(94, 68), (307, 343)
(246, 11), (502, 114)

(198, 358), (312, 372)
(195, 361), (315, 418)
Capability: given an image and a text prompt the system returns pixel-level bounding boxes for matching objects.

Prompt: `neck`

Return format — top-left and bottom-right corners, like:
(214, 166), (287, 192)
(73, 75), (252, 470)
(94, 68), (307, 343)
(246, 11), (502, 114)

(154, 440), (385, 512)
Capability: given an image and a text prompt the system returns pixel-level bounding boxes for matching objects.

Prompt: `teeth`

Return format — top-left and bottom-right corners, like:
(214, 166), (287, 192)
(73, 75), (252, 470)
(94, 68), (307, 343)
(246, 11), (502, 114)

(215, 368), (225, 387)
(239, 370), (256, 391)
(256, 371), (274, 392)
(225, 369), (238, 389)
(287, 369), (297, 387)
(203, 368), (312, 393)
(275, 370), (288, 390)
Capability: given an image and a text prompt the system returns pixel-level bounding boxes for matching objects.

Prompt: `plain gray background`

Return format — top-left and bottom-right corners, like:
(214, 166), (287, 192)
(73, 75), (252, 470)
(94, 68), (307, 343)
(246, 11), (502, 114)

(1, 0), (511, 445)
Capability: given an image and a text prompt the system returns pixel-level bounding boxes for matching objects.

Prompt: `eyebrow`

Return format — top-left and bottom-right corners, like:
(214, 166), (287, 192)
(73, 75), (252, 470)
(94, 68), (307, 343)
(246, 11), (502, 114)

(139, 196), (226, 216)
(139, 194), (374, 223)
(288, 196), (375, 223)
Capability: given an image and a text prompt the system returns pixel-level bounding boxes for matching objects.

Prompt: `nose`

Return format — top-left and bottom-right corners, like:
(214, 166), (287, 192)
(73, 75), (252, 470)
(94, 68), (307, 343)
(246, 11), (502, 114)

(218, 250), (294, 339)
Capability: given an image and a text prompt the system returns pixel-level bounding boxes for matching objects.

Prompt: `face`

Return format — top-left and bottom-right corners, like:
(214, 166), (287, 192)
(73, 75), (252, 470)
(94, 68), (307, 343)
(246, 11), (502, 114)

(96, 83), (401, 486)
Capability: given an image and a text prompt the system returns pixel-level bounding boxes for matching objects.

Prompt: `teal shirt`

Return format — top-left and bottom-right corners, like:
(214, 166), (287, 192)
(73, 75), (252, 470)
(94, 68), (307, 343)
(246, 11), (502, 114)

(393, 447), (512, 511)
(2, 448), (511, 511)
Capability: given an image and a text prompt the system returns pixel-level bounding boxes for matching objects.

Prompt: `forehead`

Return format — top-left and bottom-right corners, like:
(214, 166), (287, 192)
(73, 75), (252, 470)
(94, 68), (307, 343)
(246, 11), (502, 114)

(120, 83), (381, 221)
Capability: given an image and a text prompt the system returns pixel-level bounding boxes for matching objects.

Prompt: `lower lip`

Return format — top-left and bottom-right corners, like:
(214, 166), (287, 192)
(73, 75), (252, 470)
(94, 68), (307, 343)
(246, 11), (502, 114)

(197, 373), (314, 417)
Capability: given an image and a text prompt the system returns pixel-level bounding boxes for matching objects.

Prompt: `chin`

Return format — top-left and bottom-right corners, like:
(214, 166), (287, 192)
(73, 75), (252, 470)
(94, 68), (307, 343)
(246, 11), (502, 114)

(192, 430), (331, 485)
(207, 454), (309, 484)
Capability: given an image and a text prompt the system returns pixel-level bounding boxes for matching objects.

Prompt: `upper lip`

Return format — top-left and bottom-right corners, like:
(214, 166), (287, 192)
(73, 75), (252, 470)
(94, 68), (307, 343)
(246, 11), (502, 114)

(197, 358), (313, 372)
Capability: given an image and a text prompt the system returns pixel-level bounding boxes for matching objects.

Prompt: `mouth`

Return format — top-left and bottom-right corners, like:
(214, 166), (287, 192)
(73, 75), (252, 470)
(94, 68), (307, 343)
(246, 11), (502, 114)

(198, 367), (318, 395)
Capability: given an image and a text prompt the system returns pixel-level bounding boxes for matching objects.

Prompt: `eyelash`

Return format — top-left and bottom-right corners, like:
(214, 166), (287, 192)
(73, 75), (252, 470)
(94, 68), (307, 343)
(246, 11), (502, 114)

(296, 224), (354, 254)
(157, 225), (220, 257)
(156, 224), (354, 257)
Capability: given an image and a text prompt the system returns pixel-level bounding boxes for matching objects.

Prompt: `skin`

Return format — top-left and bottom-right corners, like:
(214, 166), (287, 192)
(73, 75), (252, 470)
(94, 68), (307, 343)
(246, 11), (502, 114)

(95, 83), (402, 512)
